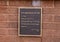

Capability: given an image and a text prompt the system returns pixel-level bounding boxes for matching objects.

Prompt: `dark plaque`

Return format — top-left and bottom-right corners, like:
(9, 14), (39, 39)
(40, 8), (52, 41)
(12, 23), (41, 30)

(18, 7), (42, 37)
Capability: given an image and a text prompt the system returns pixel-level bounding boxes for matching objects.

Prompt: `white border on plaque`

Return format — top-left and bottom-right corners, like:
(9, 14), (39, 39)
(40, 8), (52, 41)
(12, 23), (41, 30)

(18, 7), (42, 37)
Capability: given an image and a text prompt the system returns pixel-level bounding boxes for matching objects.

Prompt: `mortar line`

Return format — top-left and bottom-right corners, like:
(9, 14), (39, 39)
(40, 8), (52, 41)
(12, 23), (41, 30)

(53, 0), (55, 8)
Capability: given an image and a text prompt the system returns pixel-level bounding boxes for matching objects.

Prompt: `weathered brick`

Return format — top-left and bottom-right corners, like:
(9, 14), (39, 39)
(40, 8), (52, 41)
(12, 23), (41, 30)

(0, 6), (7, 14)
(54, 1), (60, 8)
(0, 28), (7, 35)
(7, 8), (17, 14)
(54, 29), (60, 37)
(0, 1), (7, 6)
(42, 14), (53, 22)
(0, 14), (7, 21)
(0, 22), (17, 28)
(9, 1), (32, 7)
(53, 38), (60, 42)
(8, 28), (17, 35)
(1, 36), (23, 42)
(43, 23), (60, 38)
(8, 22), (18, 28)
(23, 37), (41, 42)
(0, 14), (18, 21)
(0, 36), (6, 42)
(0, 22), (8, 28)
(6, 15), (18, 21)
(43, 23), (56, 29)
(43, 24), (60, 38)
(54, 15), (60, 22)
(43, 8), (60, 14)
(43, 29), (56, 38)
(41, 1), (54, 8)
(42, 28), (56, 42)
(43, 8), (54, 14)
(42, 37), (55, 42)
(54, 23), (60, 30)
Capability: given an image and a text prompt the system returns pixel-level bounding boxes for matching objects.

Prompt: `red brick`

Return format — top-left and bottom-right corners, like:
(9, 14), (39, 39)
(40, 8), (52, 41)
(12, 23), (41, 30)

(43, 23), (60, 38)
(1, 36), (23, 42)
(0, 22), (17, 28)
(0, 28), (7, 35)
(7, 8), (17, 14)
(54, 23), (60, 30)
(43, 24), (60, 37)
(7, 15), (18, 21)
(54, 8), (60, 14)
(9, 1), (32, 7)
(41, 1), (54, 8)
(0, 36), (6, 42)
(0, 22), (8, 28)
(0, 14), (7, 21)
(8, 28), (17, 35)
(43, 8), (60, 14)
(0, 14), (18, 21)
(42, 29), (56, 38)
(43, 23), (56, 29)
(23, 37), (41, 42)
(42, 29), (56, 42)
(55, 39), (60, 42)
(42, 37), (55, 42)
(8, 22), (18, 28)
(54, 1), (60, 8)
(0, 6), (7, 14)
(43, 8), (54, 14)
(43, 23), (60, 30)
(0, 1), (7, 6)
(42, 14), (53, 22)
(54, 29), (60, 37)
(53, 38), (60, 42)
(54, 15), (60, 22)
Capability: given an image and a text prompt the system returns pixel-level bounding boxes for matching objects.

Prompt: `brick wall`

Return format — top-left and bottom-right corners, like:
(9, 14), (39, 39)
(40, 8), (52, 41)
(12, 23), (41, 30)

(0, 0), (60, 42)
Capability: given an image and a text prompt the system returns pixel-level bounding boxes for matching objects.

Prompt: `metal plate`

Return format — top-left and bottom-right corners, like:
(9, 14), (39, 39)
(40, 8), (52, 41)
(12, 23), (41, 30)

(18, 7), (42, 37)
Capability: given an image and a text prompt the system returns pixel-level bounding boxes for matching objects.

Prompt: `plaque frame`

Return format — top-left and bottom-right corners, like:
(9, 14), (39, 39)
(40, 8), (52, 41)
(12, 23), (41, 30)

(18, 7), (42, 37)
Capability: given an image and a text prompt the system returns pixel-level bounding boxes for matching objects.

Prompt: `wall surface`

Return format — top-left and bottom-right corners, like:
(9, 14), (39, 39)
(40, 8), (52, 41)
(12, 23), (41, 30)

(0, 0), (60, 42)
